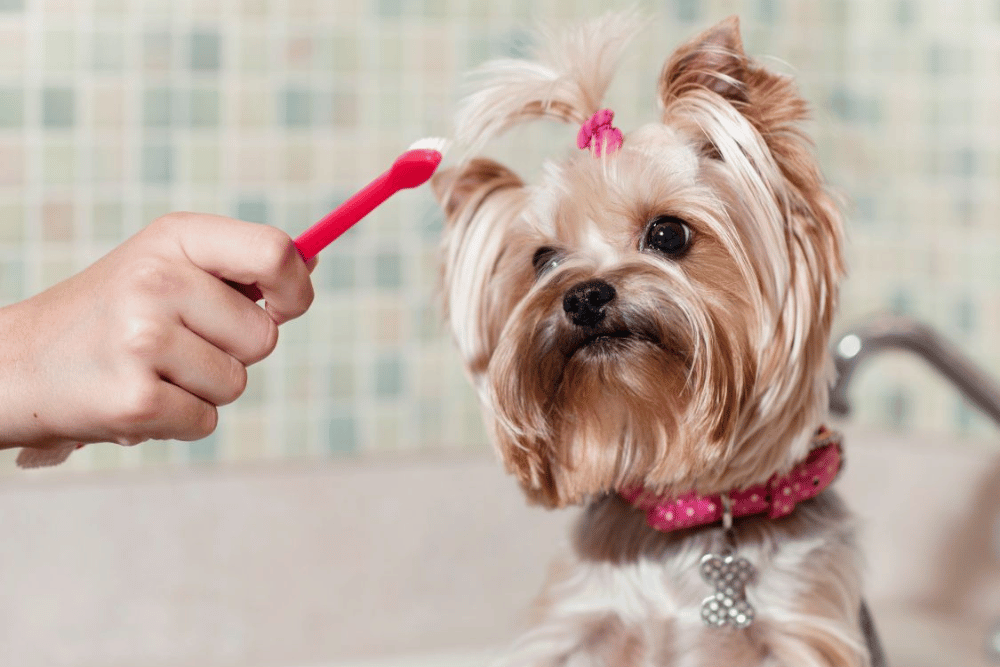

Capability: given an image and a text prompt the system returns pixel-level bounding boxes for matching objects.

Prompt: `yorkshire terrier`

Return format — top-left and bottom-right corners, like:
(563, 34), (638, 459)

(433, 14), (884, 667)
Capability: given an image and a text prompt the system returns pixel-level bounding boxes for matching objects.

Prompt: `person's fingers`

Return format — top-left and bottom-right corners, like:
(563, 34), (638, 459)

(106, 376), (219, 444)
(152, 212), (314, 325)
(176, 265), (279, 365)
(155, 326), (248, 407)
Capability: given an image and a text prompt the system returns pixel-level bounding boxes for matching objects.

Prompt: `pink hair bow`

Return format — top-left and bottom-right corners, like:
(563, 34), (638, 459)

(577, 108), (623, 156)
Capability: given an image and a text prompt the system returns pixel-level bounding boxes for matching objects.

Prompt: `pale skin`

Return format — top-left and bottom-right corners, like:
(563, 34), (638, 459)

(0, 212), (316, 453)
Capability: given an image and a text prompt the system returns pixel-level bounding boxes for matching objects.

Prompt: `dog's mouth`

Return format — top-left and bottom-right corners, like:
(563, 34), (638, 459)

(560, 322), (662, 360)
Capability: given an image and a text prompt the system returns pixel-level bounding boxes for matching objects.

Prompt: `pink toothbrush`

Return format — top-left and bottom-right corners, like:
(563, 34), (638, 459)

(15, 137), (449, 470)
(236, 137), (449, 302)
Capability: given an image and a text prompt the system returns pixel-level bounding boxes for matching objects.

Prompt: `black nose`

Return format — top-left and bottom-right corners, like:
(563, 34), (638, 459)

(563, 279), (616, 327)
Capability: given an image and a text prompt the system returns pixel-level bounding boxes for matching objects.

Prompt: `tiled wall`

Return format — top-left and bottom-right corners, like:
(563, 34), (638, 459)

(1, 0), (998, 473)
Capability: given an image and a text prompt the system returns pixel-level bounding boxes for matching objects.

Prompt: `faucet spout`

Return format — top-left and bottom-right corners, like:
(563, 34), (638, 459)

(830, 315), (1000, 428)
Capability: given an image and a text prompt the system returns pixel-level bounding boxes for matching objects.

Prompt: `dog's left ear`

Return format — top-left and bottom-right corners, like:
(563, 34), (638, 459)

(658, 16), (749, 109)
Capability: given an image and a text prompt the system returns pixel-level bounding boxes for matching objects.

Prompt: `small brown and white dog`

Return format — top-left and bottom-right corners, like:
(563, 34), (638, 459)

(433, 13), (883, 667)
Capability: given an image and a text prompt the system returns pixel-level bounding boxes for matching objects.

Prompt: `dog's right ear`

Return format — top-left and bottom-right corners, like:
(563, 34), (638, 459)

(431, 158), (524, 220)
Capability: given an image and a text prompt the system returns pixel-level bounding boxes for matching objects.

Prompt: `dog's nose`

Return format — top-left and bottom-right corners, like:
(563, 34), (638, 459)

(563, 279), (616, 327)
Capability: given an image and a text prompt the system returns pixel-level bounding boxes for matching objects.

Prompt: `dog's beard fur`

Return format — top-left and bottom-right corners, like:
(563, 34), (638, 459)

(435, 13), (868, 667)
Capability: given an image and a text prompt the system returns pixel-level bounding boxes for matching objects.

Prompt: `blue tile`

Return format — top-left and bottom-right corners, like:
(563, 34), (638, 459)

(143, 87), (172, 127)
(42, 87), (74, 127)
(374, 354), (403, 398)
(757, 0), (780, 22)
(885, 387), (910, 430)
(190, 31), (221, 71)
(954, 296), (976, 334)
(188, 433), (217, 462)
(0, 0), (24, 11)
(502, 28), (533, 58)
(0, 258), (24, 301)
(327, 415), (357, 454)
(673, 0), (700, 22)
(142, 145), (173, 183)
(282, 88), (312, 127)
(374, 250), (402, 289)
(895, 0), (916, 26)
(236, 197), (268, 223)
(0, 88), (24, 127)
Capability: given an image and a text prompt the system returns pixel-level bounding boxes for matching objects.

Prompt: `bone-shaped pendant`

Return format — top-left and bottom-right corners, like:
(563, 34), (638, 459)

(699, 552), (756, 629)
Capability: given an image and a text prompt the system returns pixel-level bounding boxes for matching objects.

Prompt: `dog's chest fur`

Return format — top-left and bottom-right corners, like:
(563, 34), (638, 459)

(502, 493), (863, 666)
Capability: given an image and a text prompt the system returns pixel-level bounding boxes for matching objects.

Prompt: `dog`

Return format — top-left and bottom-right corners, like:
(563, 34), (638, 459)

(432, 13), (884, 667)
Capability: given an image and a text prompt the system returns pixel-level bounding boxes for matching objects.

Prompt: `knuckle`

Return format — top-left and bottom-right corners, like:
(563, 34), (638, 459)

(124, 255), (185, 297)
(115, 379), (164, 427)
(121, 317), (171, 359)
(255, 228), (297, 276)
(191, 406), (219, 440)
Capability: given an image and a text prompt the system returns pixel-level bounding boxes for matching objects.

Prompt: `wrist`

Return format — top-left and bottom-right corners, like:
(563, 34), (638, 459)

(0, 299), (55, 448)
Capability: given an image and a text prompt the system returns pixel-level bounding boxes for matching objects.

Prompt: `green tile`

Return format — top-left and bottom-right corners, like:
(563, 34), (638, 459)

(43, 143), (75, 184)
(323, 251), (355, 289)
(375, 0), (403, 17)
(190, 31), (221, 71)
(282, 88), (312, 127)
(757, 0), (779, 22)
(142, 145), (173, 183)
(143, 87), (172, 127)
(329, 360), (355, 400)
(44, 30), (75, 71)
(0, 88), (23, 127)
(42, 87), (74, 127)
(374, 250), (402, 289)
(92, 31), (125, 70)
(327, 415), (356, 454)
(374, 353), (403, 398)
(188, 88), (219, 127)
(236, 197), (268, 223)
(92, 201), (123, 240)
(189, 143), (220, 183)
(0, 0), (24, 11)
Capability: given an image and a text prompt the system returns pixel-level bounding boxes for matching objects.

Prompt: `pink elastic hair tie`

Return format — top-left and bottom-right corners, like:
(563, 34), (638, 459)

(577, 108), (623, 156)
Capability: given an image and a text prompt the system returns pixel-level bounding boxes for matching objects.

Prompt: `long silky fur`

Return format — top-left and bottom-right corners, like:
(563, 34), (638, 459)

(434, 14), (869, 667)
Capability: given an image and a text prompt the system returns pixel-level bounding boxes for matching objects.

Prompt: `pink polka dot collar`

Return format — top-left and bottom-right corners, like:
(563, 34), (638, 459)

(620, 427), (844, 533)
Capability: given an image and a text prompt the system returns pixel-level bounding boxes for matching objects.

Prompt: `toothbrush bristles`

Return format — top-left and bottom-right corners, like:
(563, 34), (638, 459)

(408, 136), (451, 154)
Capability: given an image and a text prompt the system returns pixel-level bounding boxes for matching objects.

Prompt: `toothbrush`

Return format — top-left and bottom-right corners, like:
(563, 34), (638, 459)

(235, 137), (449, 302)
(15, 137), (449, 470)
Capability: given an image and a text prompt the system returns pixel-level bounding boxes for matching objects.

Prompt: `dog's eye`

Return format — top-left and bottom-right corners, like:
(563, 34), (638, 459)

(532, 246), (562, 277)
(644, 216), (691, 257)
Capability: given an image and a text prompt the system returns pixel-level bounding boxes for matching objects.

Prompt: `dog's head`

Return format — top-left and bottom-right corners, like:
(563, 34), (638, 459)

(434, 15), (845, 508)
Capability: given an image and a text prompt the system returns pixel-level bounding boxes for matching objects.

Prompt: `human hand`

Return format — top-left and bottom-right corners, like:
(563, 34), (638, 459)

(0, 212), (314, 454)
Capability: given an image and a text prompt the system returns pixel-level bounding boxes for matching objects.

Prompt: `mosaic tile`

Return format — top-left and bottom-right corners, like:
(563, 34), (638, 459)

(143, 31), (173, 71)
(142, 144), (173, 183)
(42, 87), (75, 127)
(92, 201), (123, 240)
(91, 84), (125, 128)
(188, 143), (221, 184)
(236, 196), (268, 224)
(92, 30), (125, 70)
(374, 353), (404, 398)
(143, 87), (173, 128)
(188, 88), (220, 127)
(0, 0), (24, 11)
(282, 88), (312, 127)
(0, 29), (24, 73)
(327, 414), (357, 454)
(0, 202), (23, 243)
(190, 31), (221, 71)
(0, 258), (24, 302)
(43, 143), (75, 185)
(0, 141), (23, 185)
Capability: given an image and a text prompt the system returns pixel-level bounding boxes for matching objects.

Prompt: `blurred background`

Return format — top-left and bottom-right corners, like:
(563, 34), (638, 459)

(1, 0), (999, 666)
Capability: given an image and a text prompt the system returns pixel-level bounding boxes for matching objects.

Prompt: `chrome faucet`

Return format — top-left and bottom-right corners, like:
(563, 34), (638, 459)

(830, 315), (1000, 664)
(830, 315), (1000, 426)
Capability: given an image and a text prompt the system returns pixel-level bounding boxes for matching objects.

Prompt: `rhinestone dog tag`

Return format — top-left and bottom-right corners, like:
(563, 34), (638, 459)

(699, 552), (756, 629)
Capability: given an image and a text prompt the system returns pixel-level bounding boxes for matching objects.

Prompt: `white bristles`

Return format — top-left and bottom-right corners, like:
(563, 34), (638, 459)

(408, 136), (451, 154)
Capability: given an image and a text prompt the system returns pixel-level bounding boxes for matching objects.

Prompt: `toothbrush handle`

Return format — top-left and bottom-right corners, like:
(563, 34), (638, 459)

(229, 170), (398, 302)
(294, 168), (396, 261)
